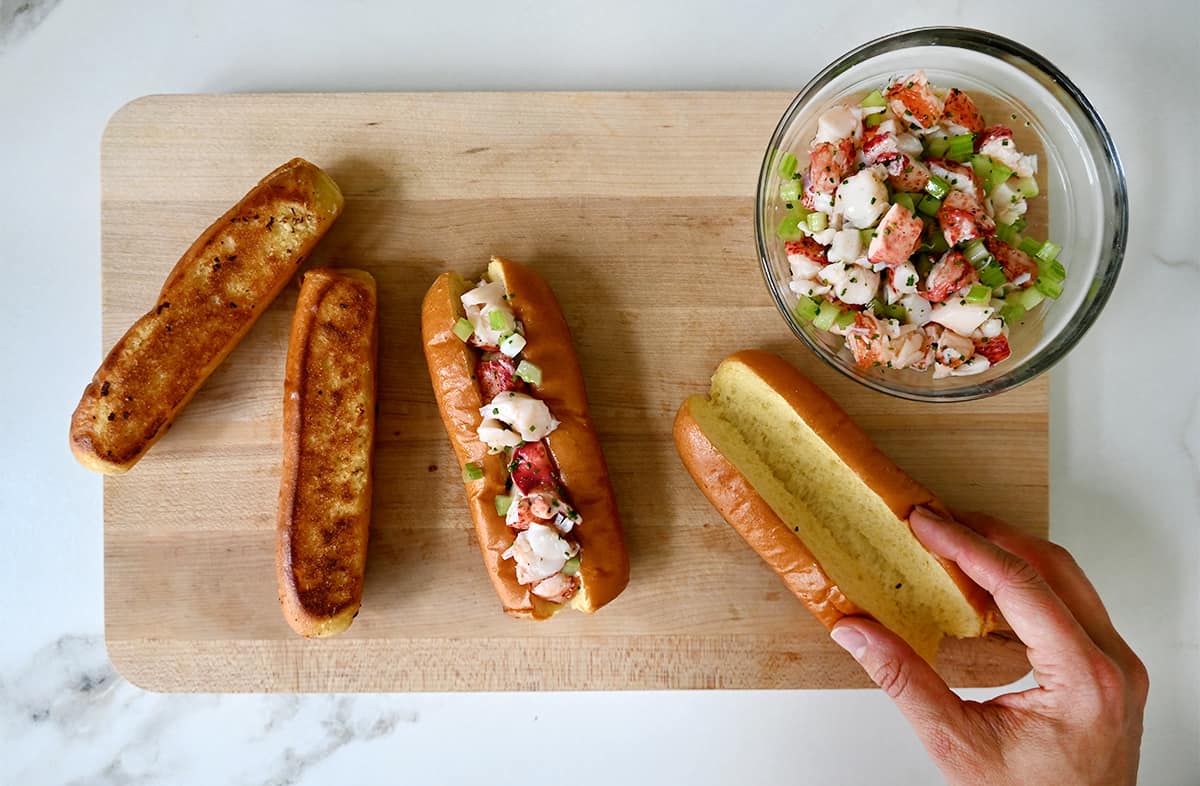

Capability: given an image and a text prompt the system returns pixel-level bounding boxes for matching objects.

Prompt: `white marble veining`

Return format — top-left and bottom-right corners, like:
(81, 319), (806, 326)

(1, 1), (1197, 784)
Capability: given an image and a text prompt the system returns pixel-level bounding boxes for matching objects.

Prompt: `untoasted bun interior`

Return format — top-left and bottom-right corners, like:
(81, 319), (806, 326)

(690, 358), (985, 659)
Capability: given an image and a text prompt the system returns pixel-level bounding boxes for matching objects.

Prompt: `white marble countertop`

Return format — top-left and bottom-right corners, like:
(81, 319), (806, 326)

(2, 1), (1196, 783)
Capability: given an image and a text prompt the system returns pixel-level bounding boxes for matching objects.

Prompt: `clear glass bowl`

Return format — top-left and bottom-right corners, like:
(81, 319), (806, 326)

(756, 27), (1127, 401)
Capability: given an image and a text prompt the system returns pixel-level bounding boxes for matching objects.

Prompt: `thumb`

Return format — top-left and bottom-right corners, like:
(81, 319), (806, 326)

(831, 617), (964, 733)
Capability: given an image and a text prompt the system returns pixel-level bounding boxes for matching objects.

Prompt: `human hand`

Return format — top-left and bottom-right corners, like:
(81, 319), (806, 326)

(829, 508), (1148, 786)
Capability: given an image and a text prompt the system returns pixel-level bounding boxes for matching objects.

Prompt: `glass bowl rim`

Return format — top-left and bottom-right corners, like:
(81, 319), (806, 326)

(755, 25), (1129, 403)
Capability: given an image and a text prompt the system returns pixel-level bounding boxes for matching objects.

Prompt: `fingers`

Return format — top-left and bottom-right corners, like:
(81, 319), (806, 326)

(954, 512), (1140, 670)
(909, 507), (1097, 683)
(830, 617), (966, 748)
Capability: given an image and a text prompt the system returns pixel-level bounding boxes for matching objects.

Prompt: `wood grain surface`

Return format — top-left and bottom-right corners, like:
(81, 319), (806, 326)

(100, 93), (1047, 692)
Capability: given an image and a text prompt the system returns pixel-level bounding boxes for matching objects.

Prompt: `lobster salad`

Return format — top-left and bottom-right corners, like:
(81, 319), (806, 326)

(453, 277), (583, 604)
(774, 70), (1067, 378)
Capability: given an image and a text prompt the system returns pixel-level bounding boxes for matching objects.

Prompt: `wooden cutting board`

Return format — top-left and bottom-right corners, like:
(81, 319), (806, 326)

(101, 93), (1047, 692)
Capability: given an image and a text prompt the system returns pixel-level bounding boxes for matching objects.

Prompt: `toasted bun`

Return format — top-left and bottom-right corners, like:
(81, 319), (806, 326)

(674, 350), (992, 661)
(421, 257), (629, 619)
(70, 158), (344, 474)
(276, 268), (377, 637)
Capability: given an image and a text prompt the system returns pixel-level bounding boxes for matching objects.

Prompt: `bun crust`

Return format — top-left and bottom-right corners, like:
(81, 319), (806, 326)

(276, 268), (377, 637)
(70, 158), (344, 474)
(421, 257), (628, 619)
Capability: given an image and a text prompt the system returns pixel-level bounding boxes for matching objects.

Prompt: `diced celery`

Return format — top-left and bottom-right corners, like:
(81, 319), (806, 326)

(925, 174), (951, 200)
(995, 222), (1021, 245)
(865, 113), (885, 128)
(515, 360), (543, 385)
(1016, 287), (1046, 310)
(999, 302), (1026, 324)
(860, 90), (887, 108)
(917, 194), (943, 217)
(915, 255), (934, 280)
(793, 296), (821, 322)
(892, 192), (916, 213)
(452, 318), (474, 342)
(778, 151), (799, 179)
(925, 136), (950, 158)
(926, 226), (949, 253)
(780, 180), (801, 203)
(1011, 217), (1027, 233)
(488, 309), (515, 333)
(1040, 259), (1067, 283)
(969, 154), (993, 183)
(1035, 276), (1063, 299)
(1019, 237), (1044, 257)
(978, 261), (1007, 289)
(462, 462), (484, 482)
(835, 310), (857, 329)
(882, 302), (906, 321)
(807, 211), (827, 232)
(987, 161), (1014, 192)
(859, 228), (876, 246)
(494, 494), (513, 516)
(946, 133), (976, 162)
(962, 238), (989, 265)
(1014, 176), (1040, 198)
(777, 214), (806, 240)
(1036, 240), (1061, 263)
(812, 300), (841, 331)
(965, 284), (992, 304)
(561, 555), (581, 576)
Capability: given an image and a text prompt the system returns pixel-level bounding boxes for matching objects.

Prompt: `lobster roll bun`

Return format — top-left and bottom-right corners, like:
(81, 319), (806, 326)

(674, 350), (994, 662)
(421, 257), (629, 620)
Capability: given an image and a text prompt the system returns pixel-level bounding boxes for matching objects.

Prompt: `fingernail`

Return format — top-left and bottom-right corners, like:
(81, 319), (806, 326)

(830, 626), (868, 659)
(911, 506), (946, 525)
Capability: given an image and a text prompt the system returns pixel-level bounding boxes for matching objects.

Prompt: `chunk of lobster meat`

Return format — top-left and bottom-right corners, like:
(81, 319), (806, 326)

(882, 154), (931, 192)
(785, 237), (829, 280)
(923, 251), (978, 303)
(862, 131), (901, 165)
(476, 352), (526, 401)
(938, 204), (986, 248)
(941, 189), (996, 236)
(808, 138), (856, 193)
(928, 324), (976, 368)
(941, 88), (985, 133)
(976, 125), (1038, 178)
(885, 71), (944, 129)
(974, 334), (1012, 364)
(985, 238), (1038, 289)
(975, 125), (1014, 152)
(845, 312), (889, 369)
(531, 572), (580, 603)
(926, 158), (983, 200)
(867, 203), (924, 267)
(509, 440), (559, 494)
